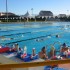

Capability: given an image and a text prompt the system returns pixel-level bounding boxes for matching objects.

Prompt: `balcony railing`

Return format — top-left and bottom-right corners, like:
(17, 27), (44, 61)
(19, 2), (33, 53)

(0, 59), (70, 69)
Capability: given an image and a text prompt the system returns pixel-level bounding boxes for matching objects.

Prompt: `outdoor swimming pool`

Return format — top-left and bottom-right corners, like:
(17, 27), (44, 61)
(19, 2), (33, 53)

(0, 22), (70, 54)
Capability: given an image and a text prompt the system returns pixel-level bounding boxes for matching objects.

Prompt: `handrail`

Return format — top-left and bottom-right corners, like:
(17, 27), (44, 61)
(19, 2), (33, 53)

(0, 59), (70, 68)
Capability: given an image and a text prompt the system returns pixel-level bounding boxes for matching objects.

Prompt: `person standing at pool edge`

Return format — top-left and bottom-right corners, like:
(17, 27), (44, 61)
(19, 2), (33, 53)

(23, 46), (27, 55)
(32, 48), (36, 56)
(0, 44), (2, 48)
(50, 46), (55, 58)
(21, 46), (27, 58)
(31, 48), (37, 59)
(9, 43), (19, 52)
(39, 47), (48, 59)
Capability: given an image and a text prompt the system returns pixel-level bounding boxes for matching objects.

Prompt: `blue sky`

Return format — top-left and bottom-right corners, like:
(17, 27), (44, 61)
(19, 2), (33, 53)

(0, 0), (70, 15)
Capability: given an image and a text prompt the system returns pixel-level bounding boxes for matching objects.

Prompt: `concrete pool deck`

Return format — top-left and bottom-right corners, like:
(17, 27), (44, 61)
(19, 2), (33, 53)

(0, 54), (28, 70)
(0, 54), (44, 70)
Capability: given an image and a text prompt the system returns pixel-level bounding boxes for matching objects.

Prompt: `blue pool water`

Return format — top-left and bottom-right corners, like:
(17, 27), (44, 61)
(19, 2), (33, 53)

(0, 22), (70, 54)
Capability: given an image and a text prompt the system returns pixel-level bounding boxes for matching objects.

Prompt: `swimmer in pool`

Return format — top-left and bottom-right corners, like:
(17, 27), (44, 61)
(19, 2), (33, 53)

(35, 39), (41, 42)
(56, 35), (60, 38)
(35, 38), (46, 42)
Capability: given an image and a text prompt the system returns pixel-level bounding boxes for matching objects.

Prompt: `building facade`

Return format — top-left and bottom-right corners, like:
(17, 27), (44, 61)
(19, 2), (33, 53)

(58, 14), (67, 18)
(0, 12), (16, 16)
(38, 10), (53, 18)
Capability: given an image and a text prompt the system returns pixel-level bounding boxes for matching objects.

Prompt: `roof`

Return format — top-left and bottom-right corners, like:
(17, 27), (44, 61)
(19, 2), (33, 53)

(58, 14), (67, 17)
(39, 11), (53, 16)
(23, 11), (30, 17)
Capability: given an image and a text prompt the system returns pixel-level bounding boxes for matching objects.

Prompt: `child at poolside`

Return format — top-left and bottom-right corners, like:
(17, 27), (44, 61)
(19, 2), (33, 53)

(9, 43), (19, 52)
(39, 47), (48, 59)
(32, 48), (36, 56)
(50, 46), (55, 57)
(21, 46), (27, 58)
(30, 48), (38, 59)
(60, 45), (68, 58)
(67, 47), (70, 56)
(49, 46), (56, 59)
(18, 48), (23, 54)
(0, 44), (2, 48)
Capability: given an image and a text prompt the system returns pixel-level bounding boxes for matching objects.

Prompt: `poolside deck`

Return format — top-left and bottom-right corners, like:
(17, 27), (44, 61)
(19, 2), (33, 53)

(29, 58), (44, 70)
(0, 54), (28, 70)
(0, 54), (44, 70)
(0, 54), (16, 64)
(0, 53), (70, 70)
(59, 63), (70, 69)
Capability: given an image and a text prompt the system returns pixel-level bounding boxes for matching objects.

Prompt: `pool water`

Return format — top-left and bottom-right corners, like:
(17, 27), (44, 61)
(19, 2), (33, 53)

(0, 22), (70, 54)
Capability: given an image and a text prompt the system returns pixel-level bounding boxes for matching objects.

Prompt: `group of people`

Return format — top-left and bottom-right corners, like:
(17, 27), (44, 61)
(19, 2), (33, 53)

(38, 43), (70, 60)
(0, 42), (70, 60)
(11, 43), (37, 59)
(38, 46), (55, 60)
(60, 43), (70, 58)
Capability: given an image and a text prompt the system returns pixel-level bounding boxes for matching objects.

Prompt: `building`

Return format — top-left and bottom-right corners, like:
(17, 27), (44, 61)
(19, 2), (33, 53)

(0, 12), (19, 19)
(21, 11), (31, 18)
(38, 10), (53, 18)
(0, 12), (16, 16)
(21, 11), (35, 18)
(58, 14), (67, 18)
(23, 11), (30, 17)
(0, 12), (20, 22)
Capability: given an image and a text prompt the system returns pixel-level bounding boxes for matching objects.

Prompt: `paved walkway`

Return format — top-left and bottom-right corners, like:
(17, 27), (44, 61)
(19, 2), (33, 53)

(59, 63), (70, 69)
(29, 59), (44, 70)
(0, 54), (28, 70)
(0, 54), (16, 64)
(0, 54), (44, 70)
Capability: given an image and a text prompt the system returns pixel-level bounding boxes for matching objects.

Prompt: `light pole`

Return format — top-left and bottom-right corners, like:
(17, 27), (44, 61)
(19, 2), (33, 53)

(31, 8), (33, 16)
(6, 0), (8, 22)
